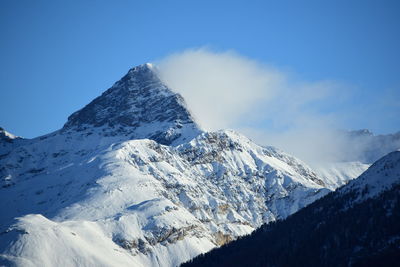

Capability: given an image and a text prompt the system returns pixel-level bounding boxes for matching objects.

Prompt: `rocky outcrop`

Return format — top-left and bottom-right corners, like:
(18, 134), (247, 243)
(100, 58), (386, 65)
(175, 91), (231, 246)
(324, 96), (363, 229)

(62, 63), (202, 146)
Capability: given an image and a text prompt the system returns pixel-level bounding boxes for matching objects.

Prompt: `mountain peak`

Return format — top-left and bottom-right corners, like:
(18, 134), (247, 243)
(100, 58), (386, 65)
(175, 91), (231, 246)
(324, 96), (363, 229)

(0, 127), (20, 142)
(131, 62), (154, 71)
(347, 129), (374, 137)
(338, 151), (400, 201)
(123, 62), (157, 81)
(62, 63), (202, 145)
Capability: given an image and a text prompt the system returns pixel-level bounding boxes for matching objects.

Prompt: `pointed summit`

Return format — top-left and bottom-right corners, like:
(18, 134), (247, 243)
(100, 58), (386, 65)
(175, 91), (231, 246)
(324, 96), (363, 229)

(0, 127), (20, 143)
(62, 63), (202, 145)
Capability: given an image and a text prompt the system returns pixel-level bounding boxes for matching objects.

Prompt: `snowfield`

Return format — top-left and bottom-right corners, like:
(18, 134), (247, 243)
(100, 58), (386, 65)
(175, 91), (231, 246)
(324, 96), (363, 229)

(0, 64), (397, 266)
(0, 128), (328, 267)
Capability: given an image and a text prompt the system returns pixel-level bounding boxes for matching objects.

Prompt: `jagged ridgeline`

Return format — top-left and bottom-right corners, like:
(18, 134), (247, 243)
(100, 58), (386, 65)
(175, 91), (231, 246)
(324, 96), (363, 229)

(0, 64), (330, 267)
(62, 63), (202, 146)
(1, 64), (399, 267)
(182, 151), (400, 267)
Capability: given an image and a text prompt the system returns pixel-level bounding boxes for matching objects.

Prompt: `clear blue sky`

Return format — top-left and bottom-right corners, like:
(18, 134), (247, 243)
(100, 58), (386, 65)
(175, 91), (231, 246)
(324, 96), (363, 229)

(1, 0), (399, 138)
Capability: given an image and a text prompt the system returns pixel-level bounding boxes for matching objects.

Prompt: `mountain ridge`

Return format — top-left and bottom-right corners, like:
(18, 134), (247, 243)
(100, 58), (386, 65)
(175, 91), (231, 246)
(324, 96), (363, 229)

(62, 63), (201, 146)
(183, 151), (400, 267)
(0, 64), (332, 266)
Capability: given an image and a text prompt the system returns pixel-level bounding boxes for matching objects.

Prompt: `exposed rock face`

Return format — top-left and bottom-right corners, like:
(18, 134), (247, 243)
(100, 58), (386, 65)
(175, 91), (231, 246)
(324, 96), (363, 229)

(0, 130), (329, 266)
(213, 231), (233, 246)
(63, 63), (201, 146)
(182, 152), (400, 267)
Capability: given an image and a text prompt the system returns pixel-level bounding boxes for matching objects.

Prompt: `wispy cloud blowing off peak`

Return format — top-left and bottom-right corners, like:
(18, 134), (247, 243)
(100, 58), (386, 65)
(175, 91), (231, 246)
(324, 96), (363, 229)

(155, 48), (385, 166)
(157, 49), (283, 130)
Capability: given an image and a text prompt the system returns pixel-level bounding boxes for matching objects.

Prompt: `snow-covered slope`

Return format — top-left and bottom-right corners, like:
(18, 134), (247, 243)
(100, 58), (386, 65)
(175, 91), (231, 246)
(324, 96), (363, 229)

(315, 130), (400, 189)
(0, 64), (329, 267)
(183, 151), (400, 267)
(314, 161), (370, 190)
(337, 150), (400, 203)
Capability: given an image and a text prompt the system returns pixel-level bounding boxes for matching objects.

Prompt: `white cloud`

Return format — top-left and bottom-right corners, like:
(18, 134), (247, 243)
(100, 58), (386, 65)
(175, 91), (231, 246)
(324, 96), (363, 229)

(156, 48), (283, 130)
(156, 48), (353, 166)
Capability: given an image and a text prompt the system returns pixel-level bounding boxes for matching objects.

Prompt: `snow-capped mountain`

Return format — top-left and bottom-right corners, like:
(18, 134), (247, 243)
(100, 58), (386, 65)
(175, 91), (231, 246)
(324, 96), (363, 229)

(63, 63), (201, 146)
(0, 64), (329, 267)
(344, 129), (400, 163)
(0, 127), (21, 154)
(337, 149), (400, 202)
(314, 130), (400, 190)
(0, 127), (19, 142)
(183, 151), (400, 267)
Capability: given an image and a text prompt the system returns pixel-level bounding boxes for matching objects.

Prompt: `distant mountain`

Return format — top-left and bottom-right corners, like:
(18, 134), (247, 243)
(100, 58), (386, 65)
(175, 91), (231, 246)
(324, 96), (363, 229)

(314, 129), (400, 190)
(314, 161), (370, 190)
(344, 129), (400, 163)
(183, 151), (400, 267)
(0, 64), (330, 267)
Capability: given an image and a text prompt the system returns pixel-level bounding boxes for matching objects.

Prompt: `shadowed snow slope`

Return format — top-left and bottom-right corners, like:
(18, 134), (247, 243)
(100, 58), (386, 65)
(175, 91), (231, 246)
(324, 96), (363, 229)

(0, 64), (329, 267)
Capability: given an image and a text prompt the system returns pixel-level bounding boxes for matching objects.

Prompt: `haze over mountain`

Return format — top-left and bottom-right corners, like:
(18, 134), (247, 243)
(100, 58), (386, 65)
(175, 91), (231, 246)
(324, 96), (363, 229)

(156, 49), (400, 170)
(313, 129), (400, 190)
